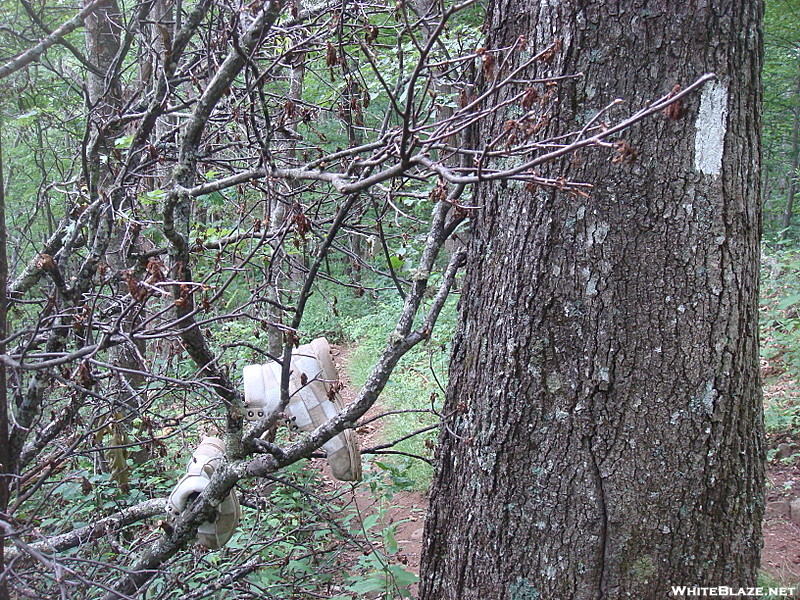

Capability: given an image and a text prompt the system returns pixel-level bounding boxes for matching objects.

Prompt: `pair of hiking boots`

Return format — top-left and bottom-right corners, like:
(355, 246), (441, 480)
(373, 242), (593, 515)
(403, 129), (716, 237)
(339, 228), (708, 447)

(166, 338), (361, 548)
(242, 337), (362, 482)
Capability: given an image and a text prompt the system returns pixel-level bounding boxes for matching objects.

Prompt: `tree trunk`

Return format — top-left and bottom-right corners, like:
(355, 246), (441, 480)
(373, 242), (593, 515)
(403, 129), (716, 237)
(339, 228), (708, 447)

(84, 0), (122, 107)
(0, 119), (10, 600)
(265, 38), (306, 355)
(420, 2), (764, 599)
(85, 0), (145, 484)
(781, 59), (800, 232)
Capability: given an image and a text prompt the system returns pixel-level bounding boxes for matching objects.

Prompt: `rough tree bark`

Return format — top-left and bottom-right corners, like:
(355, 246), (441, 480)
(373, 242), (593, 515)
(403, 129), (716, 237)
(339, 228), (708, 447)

(781, 58), (799, 231)
(0, 121), (10, 600)
(420, 1), (764, 599)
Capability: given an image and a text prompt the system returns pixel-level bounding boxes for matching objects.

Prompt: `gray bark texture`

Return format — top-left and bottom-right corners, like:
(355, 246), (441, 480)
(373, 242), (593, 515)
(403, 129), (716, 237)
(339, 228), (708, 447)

(419, 1), (765, 599)
(781, 65), (799, 231)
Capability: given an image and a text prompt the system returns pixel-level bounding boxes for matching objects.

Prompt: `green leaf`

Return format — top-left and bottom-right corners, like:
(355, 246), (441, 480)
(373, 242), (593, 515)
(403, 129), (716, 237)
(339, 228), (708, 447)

(288, 559), (313, 574)
(383, 524), (399, 554)
(114, 134), (135, 149)
(778, 293), (800, 310)
(362, 513), (380, 532)
(140, 189), (166, 204)
(387, 564), (419, 587)
(346, 577), (386, 594)
(201, 191), (227, 207)
(389, 255), (404, 270)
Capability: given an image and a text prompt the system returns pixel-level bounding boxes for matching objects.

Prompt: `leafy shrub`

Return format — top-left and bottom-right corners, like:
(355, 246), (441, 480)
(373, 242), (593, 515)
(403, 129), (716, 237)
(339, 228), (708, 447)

(761, 245), (800, 434)
(345, 292), (458, 489)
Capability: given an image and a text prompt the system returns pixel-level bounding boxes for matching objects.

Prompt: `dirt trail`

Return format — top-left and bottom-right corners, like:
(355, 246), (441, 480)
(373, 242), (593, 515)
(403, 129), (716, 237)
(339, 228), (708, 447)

(762, 377), (800, 586)
(763, 463), (800, 584)
(322, 345), (429, 595)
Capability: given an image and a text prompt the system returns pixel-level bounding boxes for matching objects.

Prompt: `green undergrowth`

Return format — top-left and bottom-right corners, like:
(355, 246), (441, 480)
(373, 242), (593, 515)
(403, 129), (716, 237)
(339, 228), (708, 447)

(757, 570), (800, 598)
(136, 460), (420, 599)
(345, 293), (458, 491)
(761, 244), (800, 436)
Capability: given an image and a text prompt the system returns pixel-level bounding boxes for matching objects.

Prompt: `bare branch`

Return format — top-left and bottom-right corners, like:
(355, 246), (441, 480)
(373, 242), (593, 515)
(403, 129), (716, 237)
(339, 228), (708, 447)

(4, 498), (166, 561)
(0, 0), (106, 80)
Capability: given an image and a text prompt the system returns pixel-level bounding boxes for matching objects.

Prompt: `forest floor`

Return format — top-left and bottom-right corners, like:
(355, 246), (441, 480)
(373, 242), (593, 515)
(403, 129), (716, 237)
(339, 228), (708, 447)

(328, 346), (800, 592)
(763, 460), (800, 585)
(315, 345), (427, 597)
(762, 373), (800, 586)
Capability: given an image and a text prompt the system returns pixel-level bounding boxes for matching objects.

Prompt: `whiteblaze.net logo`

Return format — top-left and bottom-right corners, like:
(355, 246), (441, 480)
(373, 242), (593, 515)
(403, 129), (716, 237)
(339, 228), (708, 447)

(670, 587), (797, 597)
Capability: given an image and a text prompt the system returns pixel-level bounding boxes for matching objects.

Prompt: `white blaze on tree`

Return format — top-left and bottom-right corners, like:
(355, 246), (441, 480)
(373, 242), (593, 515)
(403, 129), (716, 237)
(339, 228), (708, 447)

(694, 80), (729, 177)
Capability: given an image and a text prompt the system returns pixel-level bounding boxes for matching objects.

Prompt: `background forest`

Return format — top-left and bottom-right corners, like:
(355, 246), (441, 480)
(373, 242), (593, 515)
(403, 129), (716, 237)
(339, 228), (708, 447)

(0, 0), (797, 597)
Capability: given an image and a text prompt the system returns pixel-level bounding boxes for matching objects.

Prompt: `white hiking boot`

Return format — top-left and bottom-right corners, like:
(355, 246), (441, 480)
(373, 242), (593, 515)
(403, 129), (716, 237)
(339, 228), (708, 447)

(242, 337), (362, 481)
(166, 437), (241, 548)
